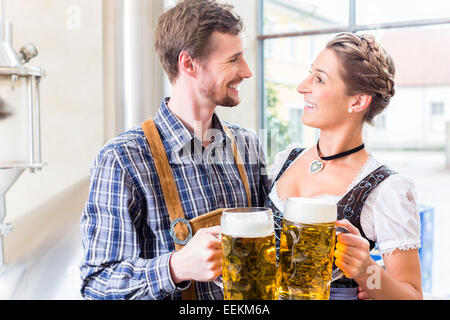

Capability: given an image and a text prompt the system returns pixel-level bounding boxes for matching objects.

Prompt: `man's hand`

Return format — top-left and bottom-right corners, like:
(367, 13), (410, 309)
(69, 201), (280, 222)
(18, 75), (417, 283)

(169, 226), (223, 284)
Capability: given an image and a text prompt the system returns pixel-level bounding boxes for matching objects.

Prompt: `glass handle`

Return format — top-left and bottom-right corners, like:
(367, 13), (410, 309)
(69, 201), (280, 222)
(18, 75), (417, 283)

(332, 226), (349, 282)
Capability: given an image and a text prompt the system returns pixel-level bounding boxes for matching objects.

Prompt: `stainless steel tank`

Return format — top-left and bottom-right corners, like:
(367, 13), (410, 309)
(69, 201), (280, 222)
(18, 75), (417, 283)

(0, 0), (45, 273)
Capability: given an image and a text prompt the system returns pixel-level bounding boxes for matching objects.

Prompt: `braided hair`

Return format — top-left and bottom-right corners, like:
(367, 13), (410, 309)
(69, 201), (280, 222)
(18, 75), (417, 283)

(326, 33), (396, 125)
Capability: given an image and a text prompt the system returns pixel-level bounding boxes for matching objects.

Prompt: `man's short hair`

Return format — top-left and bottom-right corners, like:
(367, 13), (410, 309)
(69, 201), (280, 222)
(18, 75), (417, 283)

(155, 0), (243, 83)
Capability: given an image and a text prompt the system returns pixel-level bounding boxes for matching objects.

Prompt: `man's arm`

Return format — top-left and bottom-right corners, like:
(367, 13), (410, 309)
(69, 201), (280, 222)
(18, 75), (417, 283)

(79, 147), (177, 300)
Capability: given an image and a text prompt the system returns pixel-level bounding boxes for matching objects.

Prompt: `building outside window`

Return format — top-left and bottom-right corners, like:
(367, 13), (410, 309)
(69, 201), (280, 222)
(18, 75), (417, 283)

(430, 102), (445, 133)
(260, 0), (450, 156)
(431, 102), (444, 115)
(259, 0), (450, 298)
(375, 114), (387, 130)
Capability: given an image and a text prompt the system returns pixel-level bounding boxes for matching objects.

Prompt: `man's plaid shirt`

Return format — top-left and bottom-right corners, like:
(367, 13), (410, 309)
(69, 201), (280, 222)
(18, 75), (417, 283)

(80, 98), (269, 300)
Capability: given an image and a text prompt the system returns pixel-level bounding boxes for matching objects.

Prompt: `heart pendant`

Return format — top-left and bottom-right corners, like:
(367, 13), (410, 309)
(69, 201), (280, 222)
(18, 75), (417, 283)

(309, 160), (324, 175)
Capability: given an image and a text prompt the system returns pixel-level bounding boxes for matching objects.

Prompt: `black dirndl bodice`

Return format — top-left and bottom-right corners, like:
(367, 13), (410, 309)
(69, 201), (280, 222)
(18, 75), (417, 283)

(264, 147), (397, 291)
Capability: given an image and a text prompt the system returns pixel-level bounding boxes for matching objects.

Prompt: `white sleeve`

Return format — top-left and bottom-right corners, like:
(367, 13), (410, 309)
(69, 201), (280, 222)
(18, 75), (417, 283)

(361, 174), (421, 255)
(269, 143), (303, 182)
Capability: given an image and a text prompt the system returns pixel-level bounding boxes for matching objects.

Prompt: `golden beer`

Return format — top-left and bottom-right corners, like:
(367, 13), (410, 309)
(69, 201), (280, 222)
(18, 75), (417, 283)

(221, 233), (277, 300)
(277, 220), (336, 300)
(276, 198), (339, 300)
(219, 207), (277, 300)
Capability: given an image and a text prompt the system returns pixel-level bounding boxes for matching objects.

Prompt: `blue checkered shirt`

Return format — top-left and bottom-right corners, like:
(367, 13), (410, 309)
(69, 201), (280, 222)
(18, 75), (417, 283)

(80, 99), (269, 300)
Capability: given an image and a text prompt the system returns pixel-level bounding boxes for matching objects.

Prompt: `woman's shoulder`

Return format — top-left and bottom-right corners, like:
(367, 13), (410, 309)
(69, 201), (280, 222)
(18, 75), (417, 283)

(373, 170), (418, 209)
(363, 156), (416, 191)
(362, 160), (420, 255)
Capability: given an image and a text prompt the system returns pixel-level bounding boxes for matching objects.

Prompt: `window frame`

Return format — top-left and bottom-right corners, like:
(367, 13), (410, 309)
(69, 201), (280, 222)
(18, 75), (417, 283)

(257, 0), (450, 130)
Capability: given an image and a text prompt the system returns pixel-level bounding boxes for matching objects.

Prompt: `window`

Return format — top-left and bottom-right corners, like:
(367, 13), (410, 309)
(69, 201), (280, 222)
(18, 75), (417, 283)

(431, 102), (444, 115)
(430, 102), (445, 133)
(263, 0), (348, 35)
(356, 0), (450, 25)
(259, 0), (450, 298)
(259, 0), (450, 161)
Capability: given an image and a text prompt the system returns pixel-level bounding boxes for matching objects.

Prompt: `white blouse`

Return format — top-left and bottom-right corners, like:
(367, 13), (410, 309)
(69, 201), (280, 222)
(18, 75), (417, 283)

(269, 144), (421, 255)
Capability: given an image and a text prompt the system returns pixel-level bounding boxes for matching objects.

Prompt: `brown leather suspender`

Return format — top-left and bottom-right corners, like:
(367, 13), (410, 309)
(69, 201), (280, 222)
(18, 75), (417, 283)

(222, 125), (252, 208)
(141, 118), (252, 300)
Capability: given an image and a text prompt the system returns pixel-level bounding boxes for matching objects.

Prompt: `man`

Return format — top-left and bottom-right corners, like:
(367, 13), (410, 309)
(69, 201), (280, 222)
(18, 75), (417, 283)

(80, 0), (269, 300)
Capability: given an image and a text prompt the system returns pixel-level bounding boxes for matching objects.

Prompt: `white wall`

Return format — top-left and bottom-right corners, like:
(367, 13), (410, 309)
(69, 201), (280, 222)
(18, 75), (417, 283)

(4, 0), (104, 221)
(3, 0), (261, 223)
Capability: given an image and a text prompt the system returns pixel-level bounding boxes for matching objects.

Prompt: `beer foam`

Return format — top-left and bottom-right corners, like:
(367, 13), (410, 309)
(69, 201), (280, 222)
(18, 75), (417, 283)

(284, 197), (337, 224)
(221, 210), (274, 238)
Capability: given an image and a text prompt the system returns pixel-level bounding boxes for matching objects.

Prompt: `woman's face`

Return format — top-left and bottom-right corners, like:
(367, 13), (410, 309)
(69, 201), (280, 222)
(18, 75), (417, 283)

(297, 48), (353, 130)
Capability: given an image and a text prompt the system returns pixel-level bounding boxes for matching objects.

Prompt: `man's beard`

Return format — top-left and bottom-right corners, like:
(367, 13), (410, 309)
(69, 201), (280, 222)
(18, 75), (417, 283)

(199, 80), (241, 107)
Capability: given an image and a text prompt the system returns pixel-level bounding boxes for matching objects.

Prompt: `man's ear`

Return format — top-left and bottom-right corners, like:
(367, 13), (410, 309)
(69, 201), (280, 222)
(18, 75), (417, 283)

(178, 50), (196, 78)
(350, 94), (372, 113)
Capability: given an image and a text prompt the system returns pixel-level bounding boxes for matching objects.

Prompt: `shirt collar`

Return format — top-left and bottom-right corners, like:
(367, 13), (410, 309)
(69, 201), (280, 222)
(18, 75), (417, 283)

(153, 98), (231, 155)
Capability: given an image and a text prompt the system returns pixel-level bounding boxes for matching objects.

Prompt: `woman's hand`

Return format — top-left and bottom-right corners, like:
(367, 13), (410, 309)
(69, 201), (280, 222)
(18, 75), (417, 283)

(334, 220), (423, 300)
(334, 219), (373, 281)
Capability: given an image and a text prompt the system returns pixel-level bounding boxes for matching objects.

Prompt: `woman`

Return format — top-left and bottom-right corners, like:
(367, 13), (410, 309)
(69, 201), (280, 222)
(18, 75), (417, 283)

(266, 33), (423, 300)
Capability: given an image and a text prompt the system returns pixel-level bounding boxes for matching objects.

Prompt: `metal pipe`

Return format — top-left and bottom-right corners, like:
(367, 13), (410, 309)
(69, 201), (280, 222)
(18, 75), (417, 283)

(0, 0), (45, 273)
(0, 168), (24, 273)
(27, 75), (35, 169)
(111, 0), (165, 134)
(34, 77), (41, 166)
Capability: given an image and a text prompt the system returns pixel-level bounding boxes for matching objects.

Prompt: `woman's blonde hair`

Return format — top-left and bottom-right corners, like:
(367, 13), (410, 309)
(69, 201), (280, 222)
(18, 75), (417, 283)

(326, 33), (396, 125)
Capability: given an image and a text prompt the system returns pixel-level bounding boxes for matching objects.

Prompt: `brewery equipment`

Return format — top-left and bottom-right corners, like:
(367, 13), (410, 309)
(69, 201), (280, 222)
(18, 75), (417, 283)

(0, 0), (45, 273)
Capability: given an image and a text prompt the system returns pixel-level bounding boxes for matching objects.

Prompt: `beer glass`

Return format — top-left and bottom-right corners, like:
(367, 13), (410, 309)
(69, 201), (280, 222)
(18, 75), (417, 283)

(216, 207), (277, 300)
(276, 198), (348, 300)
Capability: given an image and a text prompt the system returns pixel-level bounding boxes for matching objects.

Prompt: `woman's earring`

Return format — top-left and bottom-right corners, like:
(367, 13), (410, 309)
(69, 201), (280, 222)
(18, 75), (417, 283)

(348, 108), (353, 113)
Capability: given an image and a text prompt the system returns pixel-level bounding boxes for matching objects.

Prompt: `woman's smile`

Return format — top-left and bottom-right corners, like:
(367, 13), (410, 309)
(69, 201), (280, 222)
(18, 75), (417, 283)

(304, 101), (319, 111)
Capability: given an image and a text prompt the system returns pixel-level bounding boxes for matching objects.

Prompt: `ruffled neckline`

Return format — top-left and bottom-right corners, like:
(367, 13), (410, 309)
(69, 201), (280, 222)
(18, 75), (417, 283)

(269, 152), (379, 211)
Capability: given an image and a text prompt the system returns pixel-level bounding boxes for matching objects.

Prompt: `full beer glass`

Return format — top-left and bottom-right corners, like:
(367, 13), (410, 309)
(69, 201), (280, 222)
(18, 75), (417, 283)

(277, 198), (347, 300)
(219, 207), (277, 300)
